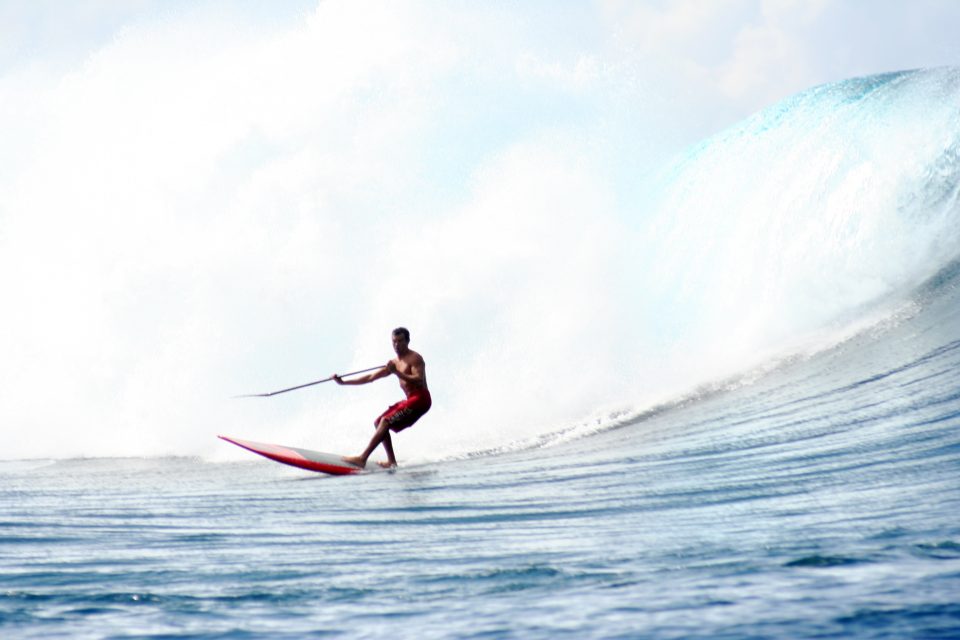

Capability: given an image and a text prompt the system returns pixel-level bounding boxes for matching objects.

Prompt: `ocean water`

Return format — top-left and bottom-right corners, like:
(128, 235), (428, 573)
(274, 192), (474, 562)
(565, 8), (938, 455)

(2, 277), (959, 640)
(4, 70), (960, 638)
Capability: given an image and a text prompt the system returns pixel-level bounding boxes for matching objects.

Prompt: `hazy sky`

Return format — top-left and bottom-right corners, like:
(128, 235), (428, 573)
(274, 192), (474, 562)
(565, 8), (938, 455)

(2, 1), (959, 460)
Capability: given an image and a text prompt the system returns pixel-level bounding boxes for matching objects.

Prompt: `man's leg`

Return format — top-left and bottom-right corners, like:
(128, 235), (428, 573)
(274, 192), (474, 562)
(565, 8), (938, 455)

(343, 417), (393, 468)
(381, 430), (397, 468)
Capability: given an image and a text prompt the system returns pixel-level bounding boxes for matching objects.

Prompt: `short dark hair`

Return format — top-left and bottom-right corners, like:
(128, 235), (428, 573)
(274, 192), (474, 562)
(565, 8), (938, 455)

(392, 327), (410, 341)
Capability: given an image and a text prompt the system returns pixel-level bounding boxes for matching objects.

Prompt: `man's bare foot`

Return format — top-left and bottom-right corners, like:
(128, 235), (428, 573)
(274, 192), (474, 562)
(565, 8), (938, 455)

(342, 455), (366, 468)
(377, 461), (397, 469)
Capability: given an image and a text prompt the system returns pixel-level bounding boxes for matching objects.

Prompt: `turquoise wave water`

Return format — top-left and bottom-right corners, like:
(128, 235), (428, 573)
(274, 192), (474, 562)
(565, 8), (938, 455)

(629, 67), (960, 380)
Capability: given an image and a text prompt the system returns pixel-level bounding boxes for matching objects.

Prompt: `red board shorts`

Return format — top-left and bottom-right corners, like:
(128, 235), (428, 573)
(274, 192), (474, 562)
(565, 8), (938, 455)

(375, 389), (432, 432)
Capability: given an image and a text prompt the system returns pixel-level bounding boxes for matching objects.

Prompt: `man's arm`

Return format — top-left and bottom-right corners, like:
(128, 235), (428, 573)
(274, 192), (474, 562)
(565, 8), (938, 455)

(333, 365), (390, 386)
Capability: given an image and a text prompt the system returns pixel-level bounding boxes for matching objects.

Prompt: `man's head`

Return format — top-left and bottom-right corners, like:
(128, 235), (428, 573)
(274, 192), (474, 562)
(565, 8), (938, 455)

(392, 327), (410, 354)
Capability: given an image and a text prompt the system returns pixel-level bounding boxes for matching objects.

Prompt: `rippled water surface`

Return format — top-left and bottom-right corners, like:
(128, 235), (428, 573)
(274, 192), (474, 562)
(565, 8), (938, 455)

(3, 283), (960, 638)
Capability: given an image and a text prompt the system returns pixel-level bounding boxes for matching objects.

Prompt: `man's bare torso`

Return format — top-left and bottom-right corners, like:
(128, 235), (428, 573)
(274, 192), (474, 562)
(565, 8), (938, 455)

(393, 349), (428, 397)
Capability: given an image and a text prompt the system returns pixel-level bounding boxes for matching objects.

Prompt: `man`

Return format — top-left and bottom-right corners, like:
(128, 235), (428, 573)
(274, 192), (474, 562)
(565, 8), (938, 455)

(335, 327), (431, 469)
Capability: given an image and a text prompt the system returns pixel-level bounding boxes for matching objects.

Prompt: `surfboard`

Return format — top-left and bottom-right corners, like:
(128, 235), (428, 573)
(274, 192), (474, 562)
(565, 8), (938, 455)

(218, 435), (372, 475)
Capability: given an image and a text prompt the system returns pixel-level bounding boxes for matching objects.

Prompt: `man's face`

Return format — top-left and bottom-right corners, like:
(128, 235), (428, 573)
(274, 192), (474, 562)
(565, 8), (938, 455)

(392, 333), (409, 355)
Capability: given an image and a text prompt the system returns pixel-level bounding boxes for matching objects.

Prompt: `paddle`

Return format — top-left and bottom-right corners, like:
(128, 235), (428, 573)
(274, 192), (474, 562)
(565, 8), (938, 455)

(235, 365), (385, 398)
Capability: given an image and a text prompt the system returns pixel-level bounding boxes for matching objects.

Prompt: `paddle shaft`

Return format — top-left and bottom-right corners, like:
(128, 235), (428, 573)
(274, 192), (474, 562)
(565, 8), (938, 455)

(238, 365), (385, 398)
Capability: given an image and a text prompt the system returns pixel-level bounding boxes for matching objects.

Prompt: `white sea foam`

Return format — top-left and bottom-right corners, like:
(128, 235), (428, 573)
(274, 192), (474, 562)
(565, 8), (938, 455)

(1, 0), (958, 463)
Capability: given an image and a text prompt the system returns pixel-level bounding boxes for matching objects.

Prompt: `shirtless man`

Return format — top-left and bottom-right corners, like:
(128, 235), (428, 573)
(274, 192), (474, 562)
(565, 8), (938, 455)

(335, 327), (431, 469)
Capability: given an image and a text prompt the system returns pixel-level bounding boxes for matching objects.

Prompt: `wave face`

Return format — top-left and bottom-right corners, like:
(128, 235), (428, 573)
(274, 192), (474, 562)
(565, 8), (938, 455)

(2, 69), (959, 638)
(623, 68), (960, 392)
(430, 67), (960, 458)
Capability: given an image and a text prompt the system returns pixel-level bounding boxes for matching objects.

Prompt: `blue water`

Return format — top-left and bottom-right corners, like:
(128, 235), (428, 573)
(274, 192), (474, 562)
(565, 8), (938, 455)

(4, 70), (960, 639)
